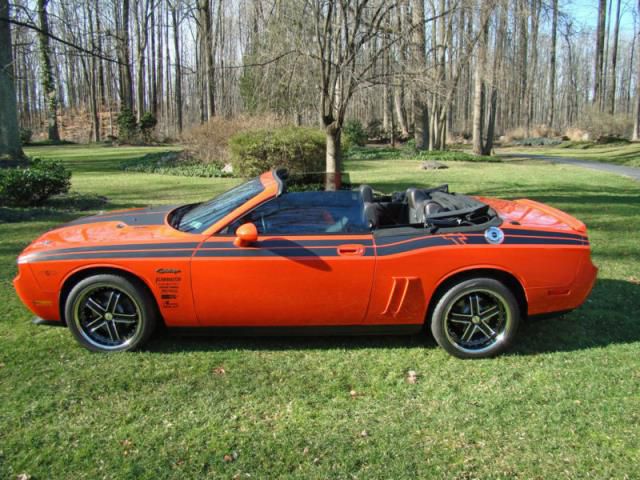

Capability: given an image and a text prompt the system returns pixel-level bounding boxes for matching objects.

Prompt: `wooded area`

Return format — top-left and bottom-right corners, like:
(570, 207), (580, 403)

(2, 0), (640, 168)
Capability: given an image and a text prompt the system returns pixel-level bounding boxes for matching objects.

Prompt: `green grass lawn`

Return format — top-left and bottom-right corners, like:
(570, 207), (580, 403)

(1, 145), (639, 479)
(499, 141), (640, 168)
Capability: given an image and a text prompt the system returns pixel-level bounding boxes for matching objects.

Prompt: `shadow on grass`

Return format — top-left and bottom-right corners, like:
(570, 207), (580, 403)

(1, 194), (143, 224)
(145, 279), (640, 356)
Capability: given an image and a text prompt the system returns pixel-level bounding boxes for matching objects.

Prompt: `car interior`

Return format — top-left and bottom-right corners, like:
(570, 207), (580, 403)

(357, 183), (501, 233)
(217, 170), (502, 236)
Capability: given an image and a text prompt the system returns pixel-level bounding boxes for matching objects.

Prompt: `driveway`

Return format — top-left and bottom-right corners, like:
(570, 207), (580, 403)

(499, 153), (640, 182)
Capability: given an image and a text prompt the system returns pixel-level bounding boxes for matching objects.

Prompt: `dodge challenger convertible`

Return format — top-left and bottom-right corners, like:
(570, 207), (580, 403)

(14, 169), (597, 358)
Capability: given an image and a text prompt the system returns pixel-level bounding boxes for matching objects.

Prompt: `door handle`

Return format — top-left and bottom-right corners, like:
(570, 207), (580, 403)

(337, 244), (365, 256)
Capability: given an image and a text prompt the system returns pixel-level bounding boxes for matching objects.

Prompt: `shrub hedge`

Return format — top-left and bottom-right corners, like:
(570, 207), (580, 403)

(229, 127), (326, 177)
(342, 120), (367, 150)
(0, 158), (72, 206)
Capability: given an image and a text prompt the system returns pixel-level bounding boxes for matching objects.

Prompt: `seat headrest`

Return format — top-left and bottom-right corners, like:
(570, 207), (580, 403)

(406, 188), (428, 208)
(363, 202), (380, 229)
(359, 184), (374, 203)
(424, 201), (444, 218)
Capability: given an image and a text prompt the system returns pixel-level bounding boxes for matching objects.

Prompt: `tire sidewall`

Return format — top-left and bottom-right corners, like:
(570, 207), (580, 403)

(65, 274), (157, 353)
(430, 277), (520, 359)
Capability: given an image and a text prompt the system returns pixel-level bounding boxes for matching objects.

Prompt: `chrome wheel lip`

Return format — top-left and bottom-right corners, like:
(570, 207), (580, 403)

(73, 282), (143, 351)
(443, 288), (512, 355)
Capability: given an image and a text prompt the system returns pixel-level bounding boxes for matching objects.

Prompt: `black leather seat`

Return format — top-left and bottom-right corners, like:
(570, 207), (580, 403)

(406, 188), (427, 223)
(359, 184), (374, 203)
(407, 188), (444, 223)
(363, 202), (381, 229)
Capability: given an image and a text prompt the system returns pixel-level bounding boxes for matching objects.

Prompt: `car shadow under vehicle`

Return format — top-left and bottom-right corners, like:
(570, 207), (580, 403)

(143, 279), (640, 356)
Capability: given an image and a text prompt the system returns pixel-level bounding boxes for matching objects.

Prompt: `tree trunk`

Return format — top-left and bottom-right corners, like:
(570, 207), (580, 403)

(517, 0), (528, 129)
(87, 2), (100, 141)
(633, 0), (640, 140)
(0, 0), (24, 161)
(171, 4), (183, 134)
(548, 0), (558, 126)
(594, 0), (607, 108)
(394, 0), (409, 138)
(608, 0), (622, 114)
(116, 0), (133, 111)
(526, 0), (540, 129)
(134, 0), (150, 121)
(484, 3), (505, 155)
(207, 0), (218, 119)
(472, 5), (487, 155)
(37, 0), (60, 142)
(325, 126), (341, 175)
(412, 0), (428, 149)
(394, 89), (409, 138)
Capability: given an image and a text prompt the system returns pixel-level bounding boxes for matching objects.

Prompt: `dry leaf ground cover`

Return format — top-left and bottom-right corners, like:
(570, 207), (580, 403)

(1, 144), (639, 478)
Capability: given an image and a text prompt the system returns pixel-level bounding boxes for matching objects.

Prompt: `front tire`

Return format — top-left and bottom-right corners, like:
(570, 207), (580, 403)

(430, 277), (520, 359)
(65, 274), (158, 352)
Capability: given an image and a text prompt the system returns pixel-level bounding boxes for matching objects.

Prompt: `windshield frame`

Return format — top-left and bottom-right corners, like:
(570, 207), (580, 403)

(171, 171), (280, 235)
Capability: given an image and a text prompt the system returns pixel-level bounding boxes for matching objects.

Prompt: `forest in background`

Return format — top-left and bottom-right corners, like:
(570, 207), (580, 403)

(2, 0), (640, 170)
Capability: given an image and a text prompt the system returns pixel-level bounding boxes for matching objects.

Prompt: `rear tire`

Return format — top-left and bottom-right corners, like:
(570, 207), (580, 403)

(430, 277), (520, 359)
(65, 274), (157, 352)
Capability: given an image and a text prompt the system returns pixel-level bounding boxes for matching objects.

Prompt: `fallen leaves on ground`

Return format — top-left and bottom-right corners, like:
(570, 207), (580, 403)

(406, 370), (418, 384)
(223, 451), (239, 462)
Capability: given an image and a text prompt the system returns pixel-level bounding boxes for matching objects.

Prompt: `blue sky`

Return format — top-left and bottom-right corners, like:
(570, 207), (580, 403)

(566, 0), (636, 33)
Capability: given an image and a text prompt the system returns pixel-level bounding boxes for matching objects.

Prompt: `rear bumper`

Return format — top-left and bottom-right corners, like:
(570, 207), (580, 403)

(527, 256), (598, 316)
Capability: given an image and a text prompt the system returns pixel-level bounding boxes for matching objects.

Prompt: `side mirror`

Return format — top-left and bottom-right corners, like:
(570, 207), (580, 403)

(234, 222), (258, 247)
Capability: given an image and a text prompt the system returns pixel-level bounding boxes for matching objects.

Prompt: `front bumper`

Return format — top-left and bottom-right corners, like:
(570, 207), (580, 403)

(13, 265), (61, 322)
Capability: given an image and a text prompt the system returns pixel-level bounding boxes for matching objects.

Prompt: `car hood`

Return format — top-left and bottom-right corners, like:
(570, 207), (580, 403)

(478, 196), (587, 234)
(20, 205), (192, 256)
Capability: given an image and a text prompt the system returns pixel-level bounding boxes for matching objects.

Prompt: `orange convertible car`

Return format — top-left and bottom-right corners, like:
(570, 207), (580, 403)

(14, 169), (597, 358)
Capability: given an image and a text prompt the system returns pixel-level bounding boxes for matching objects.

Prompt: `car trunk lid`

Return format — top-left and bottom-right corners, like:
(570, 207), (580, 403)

(478, 197), (587, 234)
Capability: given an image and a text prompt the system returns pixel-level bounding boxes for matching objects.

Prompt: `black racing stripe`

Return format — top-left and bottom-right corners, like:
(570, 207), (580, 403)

(200, 238), (373, 249)
(195, 247), (375, 258)
(374, 234), (434, 246)
(64, 205), (176, 227)
(503, 237), (585, 246)
(31, 250), (194, 262)
(374, 233), (586, 255)
(376, 236), (453, 255)
(196, 248), (336, 258)
(39, 242), (201, 255)
(501, 228), (587, 241)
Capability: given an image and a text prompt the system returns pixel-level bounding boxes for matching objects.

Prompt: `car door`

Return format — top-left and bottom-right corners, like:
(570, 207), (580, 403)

(190, 191), (376, 326)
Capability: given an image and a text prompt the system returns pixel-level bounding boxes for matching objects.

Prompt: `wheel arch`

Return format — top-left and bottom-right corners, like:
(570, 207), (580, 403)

(59, 265), (162, 326)
(426, 267), (528, 324)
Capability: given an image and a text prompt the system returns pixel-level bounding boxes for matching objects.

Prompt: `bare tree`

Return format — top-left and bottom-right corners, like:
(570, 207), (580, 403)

(547, 0), (558, 126)
(37, 0), (60, 141)
(115, 0), (134, 110)
(594, 0), (607, 108)
(608, 0), (622, 114)
(304, 0), (399, 175)
(0, 0), (24, 161)
(411, 0), (428, 149)
(169, 0), (183, 133)
(633, 0), (640, 140)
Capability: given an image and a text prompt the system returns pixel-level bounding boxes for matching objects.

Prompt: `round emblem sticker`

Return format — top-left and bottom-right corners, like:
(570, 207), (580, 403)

(484, 227), (504, 244)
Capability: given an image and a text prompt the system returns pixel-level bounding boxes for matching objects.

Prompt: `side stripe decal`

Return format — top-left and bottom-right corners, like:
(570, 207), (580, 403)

(27, 231), (587, 262)
(32, 251), (194, 262)
(501, 228), (587, 241)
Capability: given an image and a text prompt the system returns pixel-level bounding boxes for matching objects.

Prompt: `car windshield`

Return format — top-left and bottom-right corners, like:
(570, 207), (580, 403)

(174, 177), (265, 233)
